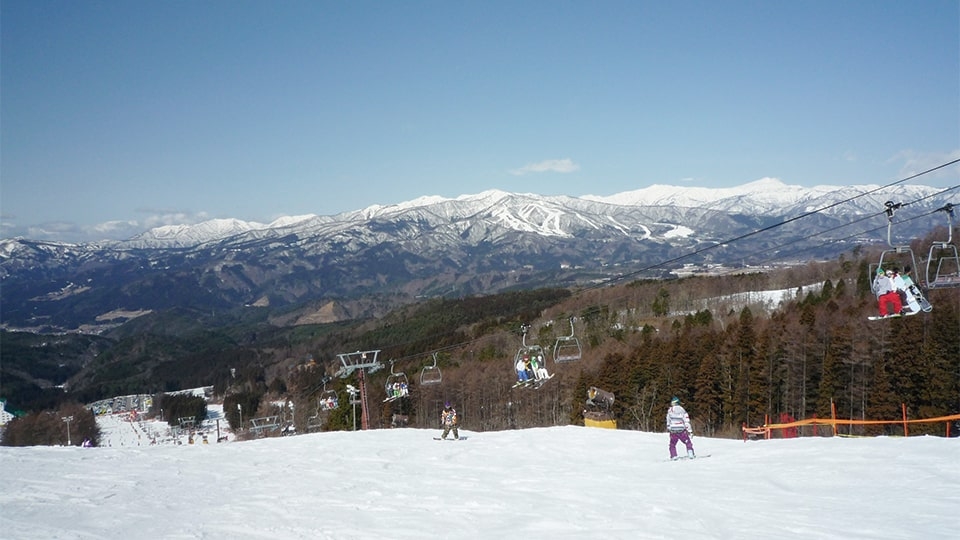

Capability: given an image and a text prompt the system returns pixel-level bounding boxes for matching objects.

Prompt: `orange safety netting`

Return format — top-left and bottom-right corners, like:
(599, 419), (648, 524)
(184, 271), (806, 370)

(742, 403), (960, 440)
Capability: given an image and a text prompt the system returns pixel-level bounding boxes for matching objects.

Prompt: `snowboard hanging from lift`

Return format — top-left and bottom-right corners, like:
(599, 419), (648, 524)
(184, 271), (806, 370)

(867, 314), (902, 321)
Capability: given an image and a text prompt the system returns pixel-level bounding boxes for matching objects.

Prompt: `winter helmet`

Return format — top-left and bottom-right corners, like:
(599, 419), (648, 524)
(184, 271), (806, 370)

(877, 267), (885, 275)
(671, 396), (680, 405)
(444, 401), (451, 408)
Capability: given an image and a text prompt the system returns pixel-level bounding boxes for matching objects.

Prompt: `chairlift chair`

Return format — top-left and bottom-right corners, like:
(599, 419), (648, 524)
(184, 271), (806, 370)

(926, 203), (960, 289)
(871, 201), (933, 314)
(420, 352), (442, 386)
(383, 360), (410, 402)
(874, 202), (922, 292)
(319, 377), (339, 411)
(552, 318), (582, 363)
(512, 324), (552, 389)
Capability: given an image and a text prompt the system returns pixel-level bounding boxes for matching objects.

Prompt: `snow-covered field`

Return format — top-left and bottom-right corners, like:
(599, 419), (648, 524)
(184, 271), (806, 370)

(2, 417), (957, 539)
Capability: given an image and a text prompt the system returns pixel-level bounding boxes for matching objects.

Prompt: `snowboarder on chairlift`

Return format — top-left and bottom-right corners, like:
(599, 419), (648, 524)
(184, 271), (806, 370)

(440, 402), (459, 440)
(891, 267), (921, 314)
(666, 396), (695, 460)
(874, 268), (903, 317)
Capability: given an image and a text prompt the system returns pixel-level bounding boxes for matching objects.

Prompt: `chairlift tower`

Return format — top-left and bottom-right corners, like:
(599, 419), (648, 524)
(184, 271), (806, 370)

(335, 350), (383, 430)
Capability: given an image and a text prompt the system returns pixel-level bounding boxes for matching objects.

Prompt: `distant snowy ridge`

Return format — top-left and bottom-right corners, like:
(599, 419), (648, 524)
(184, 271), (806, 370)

(104, 179), (943, 249)
(581, 177), (930, 215)
(2, 177), (953, 333)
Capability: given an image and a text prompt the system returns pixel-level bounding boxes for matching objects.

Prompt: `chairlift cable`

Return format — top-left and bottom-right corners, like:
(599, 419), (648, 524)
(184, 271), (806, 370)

(578, 162), (960, 292)
(330, 166), (960, 374)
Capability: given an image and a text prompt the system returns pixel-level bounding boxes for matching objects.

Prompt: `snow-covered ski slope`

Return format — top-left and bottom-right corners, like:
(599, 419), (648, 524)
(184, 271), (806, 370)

(1, 426), (957, 539)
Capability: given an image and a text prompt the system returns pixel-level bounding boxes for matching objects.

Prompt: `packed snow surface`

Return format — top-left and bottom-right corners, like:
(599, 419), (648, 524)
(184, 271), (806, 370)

(2, 418), (957, 539)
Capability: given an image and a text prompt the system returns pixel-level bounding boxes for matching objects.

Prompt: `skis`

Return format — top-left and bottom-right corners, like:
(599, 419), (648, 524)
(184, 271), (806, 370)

(868, 314), (902, 321)
(433, 436), (467, 441)
(511, 374), (554, 389)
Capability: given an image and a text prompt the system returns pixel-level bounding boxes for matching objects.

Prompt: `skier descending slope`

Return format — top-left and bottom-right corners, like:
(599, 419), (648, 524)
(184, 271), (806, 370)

(666, 396), (696, 460)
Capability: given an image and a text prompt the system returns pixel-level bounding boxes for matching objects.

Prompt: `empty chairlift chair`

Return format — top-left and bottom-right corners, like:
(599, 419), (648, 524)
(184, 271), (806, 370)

(419, 353), (442, 386)
(926, 203), (960, 290)
(553, 318), (582, 363)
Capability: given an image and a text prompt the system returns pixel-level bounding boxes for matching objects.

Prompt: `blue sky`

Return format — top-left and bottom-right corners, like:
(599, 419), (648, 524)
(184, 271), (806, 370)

(2, 1), (958, 241)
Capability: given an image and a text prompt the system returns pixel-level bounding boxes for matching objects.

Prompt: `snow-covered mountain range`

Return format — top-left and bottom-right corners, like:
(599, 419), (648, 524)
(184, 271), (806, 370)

(1, 179), (953, 333)
(46, 178), (933, 249)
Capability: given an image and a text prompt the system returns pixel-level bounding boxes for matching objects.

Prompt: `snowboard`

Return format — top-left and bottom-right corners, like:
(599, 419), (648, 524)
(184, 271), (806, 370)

(668, 454), (710, 461)
(868, 314), (902, 321)
(912, 287), (933, 312)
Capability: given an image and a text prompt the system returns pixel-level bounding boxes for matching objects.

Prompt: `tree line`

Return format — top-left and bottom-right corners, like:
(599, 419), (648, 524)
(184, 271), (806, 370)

(241, 255), (957, 439)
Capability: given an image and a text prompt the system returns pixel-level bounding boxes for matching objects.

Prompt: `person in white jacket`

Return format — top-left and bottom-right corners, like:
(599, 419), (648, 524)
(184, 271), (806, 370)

(666, 396), (696, 460)
(891, 267), (921, 314)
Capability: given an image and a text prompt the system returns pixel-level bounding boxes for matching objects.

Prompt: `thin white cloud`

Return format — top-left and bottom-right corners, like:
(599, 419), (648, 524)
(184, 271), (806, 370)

(136, 208), (210, 229)
(0, 210), (217, 243)
(889, 149), (960, 179)
(509, 158), (580, 176)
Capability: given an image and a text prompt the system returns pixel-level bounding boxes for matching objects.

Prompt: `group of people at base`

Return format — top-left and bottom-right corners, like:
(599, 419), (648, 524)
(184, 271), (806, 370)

(437, 397), (696, 459)
(873, 266), (923, 317)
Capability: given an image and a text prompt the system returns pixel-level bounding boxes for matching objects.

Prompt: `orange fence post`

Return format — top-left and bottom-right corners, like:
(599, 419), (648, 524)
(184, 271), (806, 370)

(901, 403), (908, 437)
(831, 400), (838, 436)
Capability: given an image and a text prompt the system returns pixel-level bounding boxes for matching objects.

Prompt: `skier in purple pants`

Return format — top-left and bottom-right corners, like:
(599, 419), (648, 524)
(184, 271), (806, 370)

(666, 396), (696, 460)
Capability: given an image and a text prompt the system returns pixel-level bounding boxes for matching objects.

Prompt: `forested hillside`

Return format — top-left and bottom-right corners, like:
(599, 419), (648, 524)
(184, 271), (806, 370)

(3, 249), (958, 441)
(240, 252), (960, 438)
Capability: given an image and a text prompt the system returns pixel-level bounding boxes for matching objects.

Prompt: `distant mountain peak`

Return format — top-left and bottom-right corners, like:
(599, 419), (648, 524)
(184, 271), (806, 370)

(1, 177), (951, 333)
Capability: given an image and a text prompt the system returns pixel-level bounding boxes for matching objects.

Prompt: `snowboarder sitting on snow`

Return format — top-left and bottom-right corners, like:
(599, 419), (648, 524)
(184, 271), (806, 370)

(666, 396), (695, 460)
(440, 402), (459, 440)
